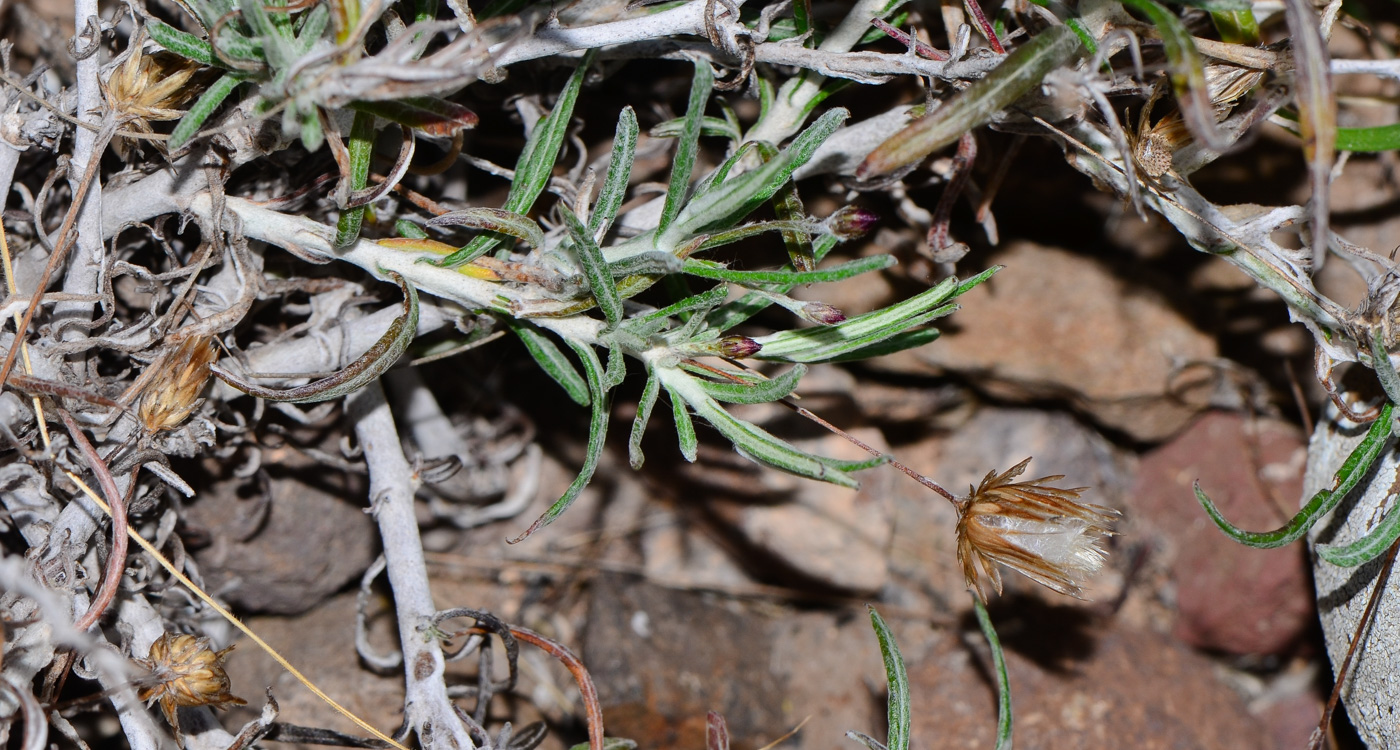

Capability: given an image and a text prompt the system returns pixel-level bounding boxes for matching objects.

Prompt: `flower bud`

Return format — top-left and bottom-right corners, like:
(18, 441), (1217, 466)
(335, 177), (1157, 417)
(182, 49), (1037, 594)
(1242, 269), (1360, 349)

(139, 336), (217, 433)
(718, 336), (762, 359)
(825, 206), (879, 240)
(801, 302), (847, 325)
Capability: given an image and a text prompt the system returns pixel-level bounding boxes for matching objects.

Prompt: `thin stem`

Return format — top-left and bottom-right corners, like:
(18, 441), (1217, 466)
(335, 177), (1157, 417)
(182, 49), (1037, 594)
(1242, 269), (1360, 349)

(60, 409), (129, 633)
(781, 399), (959, 503)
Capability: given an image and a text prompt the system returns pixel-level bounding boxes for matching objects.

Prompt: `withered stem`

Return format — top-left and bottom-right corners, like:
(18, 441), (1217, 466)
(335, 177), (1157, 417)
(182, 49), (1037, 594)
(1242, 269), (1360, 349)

(780, 399), (959, 503)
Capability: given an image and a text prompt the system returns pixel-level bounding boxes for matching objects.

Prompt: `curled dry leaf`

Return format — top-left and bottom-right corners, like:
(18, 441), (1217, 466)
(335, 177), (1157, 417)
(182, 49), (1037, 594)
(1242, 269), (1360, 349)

(956, 458), (1119, 601)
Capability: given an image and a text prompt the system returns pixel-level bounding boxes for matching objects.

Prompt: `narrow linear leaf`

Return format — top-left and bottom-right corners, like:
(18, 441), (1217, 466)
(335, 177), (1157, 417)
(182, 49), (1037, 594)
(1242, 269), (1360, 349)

(659, 61), (715, 236)
(972, 598), (1013, 750)
(868, 606), (911, 750)
(211, 272), (418, 403)
(396, 220), (429, 239)
(1318, 501), (1400, 567)
(559, 205), (623, 328)
(430, 208), (546, 249)
(1119, 0), (1230, 151)
(858, 26), (1081, 177)
(1336, 122), (1400, 152)
(818, 455), (890, 472)
(335, 111), (377, 248)
(170, 73), (242, 149)
(441, 51), (594, 267)
(754, 267), (997, 363)
(664, 383), (698, 462)
(1281, 0), (1334, 260)
(699, 364), (807, 405)
(772, 164), (815, 273)
(604, 345), (626, 390)
(506, 320), (590, 406)
(706, 235), (841, 331)
(509, 341), (609, 543)
(650, 115), (740, 143)
(624, 284), (730, 337)
(147, 19), (217, 66)
(845, 732), (887, 750)
(664, 108), (849, 246)
(683, 255), (894, 285)
(821, 328), (941, 362)
(629, 368), (662, 469)
(1194, 401), (1393, 547)
(590, 106), (639, 242)
(676, 376), (858, 488)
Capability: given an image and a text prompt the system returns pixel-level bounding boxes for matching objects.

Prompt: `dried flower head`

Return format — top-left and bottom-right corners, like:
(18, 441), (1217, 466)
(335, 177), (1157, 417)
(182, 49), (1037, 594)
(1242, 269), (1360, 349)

(956, 458), (1119, 601)
(139, 336), (217, 433)
(137, 633), (246, 741)
(103, 42), (208, 158)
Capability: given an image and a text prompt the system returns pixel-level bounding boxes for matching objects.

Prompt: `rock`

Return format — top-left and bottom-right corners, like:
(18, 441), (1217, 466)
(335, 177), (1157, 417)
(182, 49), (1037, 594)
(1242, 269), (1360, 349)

(183, 468), (377, 615)
(872, 242), (1218, 441)
(1132, 411), (1312, 655)
(583, 576), (788, 750)
(713, 428), (896, 595)
(904, 604), (1273, 749)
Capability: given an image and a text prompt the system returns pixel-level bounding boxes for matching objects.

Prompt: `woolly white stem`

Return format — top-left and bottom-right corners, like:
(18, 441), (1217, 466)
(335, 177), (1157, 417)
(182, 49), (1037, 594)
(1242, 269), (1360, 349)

(350, 382), (476, 750)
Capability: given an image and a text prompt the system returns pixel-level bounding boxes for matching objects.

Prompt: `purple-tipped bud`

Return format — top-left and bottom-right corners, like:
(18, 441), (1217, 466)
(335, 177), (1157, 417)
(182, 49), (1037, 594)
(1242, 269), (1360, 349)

(719, 336), (762, 359)
(826, 206), (879, 240)
(801, 302), (847, 325)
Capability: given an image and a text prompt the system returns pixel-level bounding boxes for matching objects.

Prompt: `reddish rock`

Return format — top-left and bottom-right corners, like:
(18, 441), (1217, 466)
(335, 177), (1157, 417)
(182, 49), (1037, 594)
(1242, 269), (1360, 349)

(1131, 411), (1313, 655)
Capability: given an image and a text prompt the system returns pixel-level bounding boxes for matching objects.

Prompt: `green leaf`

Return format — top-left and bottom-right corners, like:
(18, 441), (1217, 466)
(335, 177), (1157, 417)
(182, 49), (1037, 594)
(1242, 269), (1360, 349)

(506, 321), (590, 406)
(629, 368), (663, 469)
(649, 115), (740, 142)
(668, 371), (857, 488)
(972, 598), (1013, 750)
(821, 328), (941, 362)
(509, 341), (609, 543)
(211, 271), (418, 402)
(1318, 501), (1400, 566)
(1194, 402), (1393, 547)
(661, 108), (849, 248)
(664, 383), (699, 462)
(706, 235), (840, 331)
(590, 107), (639, 242)
(868, 606), (911, 750)
(858, 25), (1082, 176)
(683, 255), (894, 285)
(335, 111), (377, 248)
(147, 20), (217, 66)
(170, 73), (243, 149)
(396, 220), (429, 239)
(440, 51), (594, 267)
(430, 208), (545, 249)
(622, 284), (730, 339)
(1337, 123), (1400, 152)
(659, 61), (715, 236)
(753, 267), (997, 363)
(698, 365), (806, 404)
(559, 205), (623, 328)
(1163, 0), (1249, 10)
